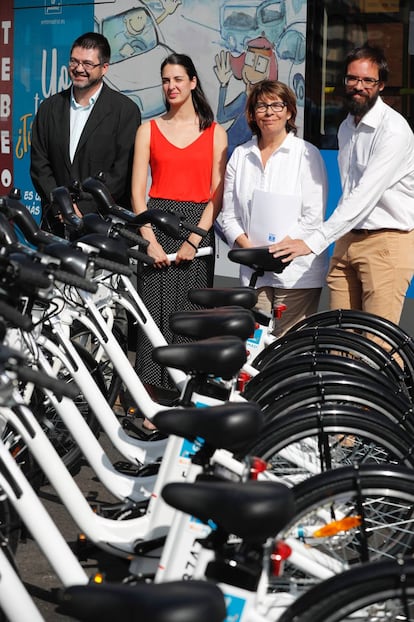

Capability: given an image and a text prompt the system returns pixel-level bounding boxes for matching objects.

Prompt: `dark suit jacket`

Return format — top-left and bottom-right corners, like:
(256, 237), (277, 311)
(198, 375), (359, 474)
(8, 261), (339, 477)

(30, 82), (141, 231)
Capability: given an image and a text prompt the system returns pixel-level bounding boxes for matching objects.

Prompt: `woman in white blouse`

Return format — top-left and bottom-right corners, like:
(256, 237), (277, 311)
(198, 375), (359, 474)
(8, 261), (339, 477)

(220, 79), (329, 336)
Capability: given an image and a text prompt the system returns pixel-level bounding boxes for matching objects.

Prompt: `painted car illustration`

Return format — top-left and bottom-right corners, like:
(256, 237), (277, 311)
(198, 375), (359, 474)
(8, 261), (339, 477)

(220, 0), (286, 53)
(94, 0), (174, 119)
(276, 20), (306, 105)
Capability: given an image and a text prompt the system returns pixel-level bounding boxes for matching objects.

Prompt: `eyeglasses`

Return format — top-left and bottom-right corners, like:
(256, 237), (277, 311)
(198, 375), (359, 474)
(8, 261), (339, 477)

(69, 57), (103, 70)
(255, 101), (287, 113)
(344, 75), (380, 88)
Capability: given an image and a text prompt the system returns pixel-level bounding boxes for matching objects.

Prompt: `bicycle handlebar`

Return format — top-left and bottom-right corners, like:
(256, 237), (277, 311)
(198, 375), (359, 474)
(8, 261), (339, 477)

(0, 299), (33, 331)
(4, 252), (52, 291)
(8, 361), (80, 400)
(51, 267), (98, 293)
(93, 255), (133, 276)
(128, 248), (155, 265)
(81, 176), (208, 239)
(166, 246), (213, 262)
(50, 186), (83, 231)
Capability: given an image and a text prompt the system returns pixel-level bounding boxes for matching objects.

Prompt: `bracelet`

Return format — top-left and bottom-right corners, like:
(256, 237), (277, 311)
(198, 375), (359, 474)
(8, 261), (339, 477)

(185, 239), (198, 251)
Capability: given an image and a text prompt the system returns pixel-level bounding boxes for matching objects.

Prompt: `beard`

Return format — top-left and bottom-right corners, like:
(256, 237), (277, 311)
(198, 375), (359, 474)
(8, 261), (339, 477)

(344, 89), (379, 118)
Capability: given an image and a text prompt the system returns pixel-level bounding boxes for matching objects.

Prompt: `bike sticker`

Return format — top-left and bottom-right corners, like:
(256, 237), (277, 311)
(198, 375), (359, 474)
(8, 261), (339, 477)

(247, 327), (263, 346)
(223, 593), (246, 620)
(179, 436), (204, 459)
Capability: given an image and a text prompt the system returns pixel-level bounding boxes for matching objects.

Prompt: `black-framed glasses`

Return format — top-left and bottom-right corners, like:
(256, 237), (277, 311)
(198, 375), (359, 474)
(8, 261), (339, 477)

(344, 75), (380, 88)
(255, 101), (287, 113)
(69, 57), (102, 70)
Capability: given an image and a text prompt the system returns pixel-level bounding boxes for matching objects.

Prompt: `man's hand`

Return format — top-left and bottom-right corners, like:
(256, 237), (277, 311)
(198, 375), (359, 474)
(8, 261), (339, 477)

(269, 236), (312, 261)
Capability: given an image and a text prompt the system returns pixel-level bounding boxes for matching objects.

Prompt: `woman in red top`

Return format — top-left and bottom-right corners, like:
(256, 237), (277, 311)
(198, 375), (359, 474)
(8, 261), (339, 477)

(131, 53), (228, 393)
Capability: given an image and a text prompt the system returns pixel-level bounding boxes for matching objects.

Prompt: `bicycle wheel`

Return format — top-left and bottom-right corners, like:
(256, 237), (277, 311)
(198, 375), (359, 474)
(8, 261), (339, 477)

(258, 373), (414, 434)
(251, 326), (405, 390)
(245, 404), (414, 484)
(71, 318), (126, 408)
(271, 465), (414, 610)
(6, 337), (103, 481)
(289, 308), (414, 400)
(243, 351), (409, 403)
(279, 556), (414, 622)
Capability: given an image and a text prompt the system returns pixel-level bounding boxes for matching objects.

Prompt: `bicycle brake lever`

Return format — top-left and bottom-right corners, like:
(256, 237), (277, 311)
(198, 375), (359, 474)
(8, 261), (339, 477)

(50, 186), (83, 231)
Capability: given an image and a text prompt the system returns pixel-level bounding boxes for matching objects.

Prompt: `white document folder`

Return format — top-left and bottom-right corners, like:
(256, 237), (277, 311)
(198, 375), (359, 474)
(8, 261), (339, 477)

(248, 189), (302, 245)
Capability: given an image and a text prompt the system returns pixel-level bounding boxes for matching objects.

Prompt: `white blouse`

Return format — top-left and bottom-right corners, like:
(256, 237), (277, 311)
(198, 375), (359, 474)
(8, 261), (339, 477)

(306, 97), (414, 256)
(220, 132), (329, 288)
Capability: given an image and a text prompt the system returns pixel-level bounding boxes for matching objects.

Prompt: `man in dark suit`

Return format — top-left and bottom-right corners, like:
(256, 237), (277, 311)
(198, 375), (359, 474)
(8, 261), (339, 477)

(30, 32), (141, 236)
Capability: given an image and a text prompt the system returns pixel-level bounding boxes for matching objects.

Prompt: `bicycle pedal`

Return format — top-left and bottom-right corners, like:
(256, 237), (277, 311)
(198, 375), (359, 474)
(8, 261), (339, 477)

(113, 460), (143, 476)
(76, 533), (97, 561)
(121, 417), (167, 441)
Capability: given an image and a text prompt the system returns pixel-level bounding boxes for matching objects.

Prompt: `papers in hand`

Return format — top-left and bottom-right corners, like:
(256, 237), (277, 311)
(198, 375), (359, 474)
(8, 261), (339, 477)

(248, 189), (301, 246)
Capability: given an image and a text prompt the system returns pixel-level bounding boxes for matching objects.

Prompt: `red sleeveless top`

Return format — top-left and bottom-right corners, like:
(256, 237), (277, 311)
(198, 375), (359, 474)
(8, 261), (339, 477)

(148, 119), (216, 203)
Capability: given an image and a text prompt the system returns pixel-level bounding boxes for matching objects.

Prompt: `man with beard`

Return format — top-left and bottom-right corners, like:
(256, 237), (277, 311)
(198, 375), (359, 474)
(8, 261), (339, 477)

(268, 45), (414, 326)
(31, 32), (141, 237)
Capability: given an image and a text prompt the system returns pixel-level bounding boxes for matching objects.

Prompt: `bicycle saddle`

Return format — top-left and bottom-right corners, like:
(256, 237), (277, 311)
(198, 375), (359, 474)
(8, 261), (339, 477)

(152, 336), (247, 380)
(162, 480), (295, 544)
(228, 246), (290, 273)
(153, 401), (263, 454)
(188, 286), (258, 309)
(169, 307), (256, 341)
(58, 580), (226, 622)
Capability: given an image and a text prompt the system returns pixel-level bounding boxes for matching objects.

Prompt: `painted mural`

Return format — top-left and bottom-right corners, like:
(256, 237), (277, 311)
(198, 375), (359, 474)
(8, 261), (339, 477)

(11, 0), (307, 230)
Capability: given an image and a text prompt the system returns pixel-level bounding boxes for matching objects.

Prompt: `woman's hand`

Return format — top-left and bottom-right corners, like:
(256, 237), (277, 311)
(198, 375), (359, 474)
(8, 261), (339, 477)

(147, 240), (170, 268)
(175, 239), (197, 264)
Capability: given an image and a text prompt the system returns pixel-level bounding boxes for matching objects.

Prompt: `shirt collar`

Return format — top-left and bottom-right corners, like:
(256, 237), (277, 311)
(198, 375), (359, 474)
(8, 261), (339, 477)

(70, 83), (103, 110)
(251, 130), (294, 157)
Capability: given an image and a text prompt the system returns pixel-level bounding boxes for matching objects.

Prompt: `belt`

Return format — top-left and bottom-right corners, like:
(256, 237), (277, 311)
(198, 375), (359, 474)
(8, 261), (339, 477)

(350, 228), (405, 235)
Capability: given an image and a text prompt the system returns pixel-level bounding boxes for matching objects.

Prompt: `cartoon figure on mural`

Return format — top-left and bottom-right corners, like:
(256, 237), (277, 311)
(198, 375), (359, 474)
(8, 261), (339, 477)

(113, 1), (180, 59)
(95, 0), (180, 118)
(213, 0), (307, 156)
(214, 35), (278, 158)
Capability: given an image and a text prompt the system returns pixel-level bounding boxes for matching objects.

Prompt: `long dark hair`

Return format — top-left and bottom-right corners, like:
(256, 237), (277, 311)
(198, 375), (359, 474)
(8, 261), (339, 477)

(160, 53), (214, 130)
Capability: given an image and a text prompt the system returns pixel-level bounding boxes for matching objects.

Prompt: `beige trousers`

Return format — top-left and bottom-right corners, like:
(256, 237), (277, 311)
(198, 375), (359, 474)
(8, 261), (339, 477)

(256, 286), (322, 338)
(327, 230), (414, 325)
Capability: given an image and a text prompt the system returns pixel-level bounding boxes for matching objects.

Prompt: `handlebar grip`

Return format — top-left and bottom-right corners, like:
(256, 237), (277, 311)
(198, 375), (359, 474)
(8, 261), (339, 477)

(14, 365), (79, 400)
(51, 268), (99, 293)
(93, 256), (133, 276)
(181, 222), (209, 237)
(128, 248), (155, 265)
(14, 260), (51, 291)
(0, 300), (33, 331)
(117, 227), (149, 248)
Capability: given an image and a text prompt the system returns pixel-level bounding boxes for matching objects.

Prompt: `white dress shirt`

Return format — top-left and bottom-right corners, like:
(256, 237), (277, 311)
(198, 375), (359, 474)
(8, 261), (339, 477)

(306, 97), (414, 255)
(221, 132), (329, 288)
(69, 84), (102, 162)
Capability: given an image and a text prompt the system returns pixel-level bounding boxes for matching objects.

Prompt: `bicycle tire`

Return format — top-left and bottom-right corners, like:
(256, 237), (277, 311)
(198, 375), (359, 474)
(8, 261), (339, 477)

(251, 327), (405, 389)
(243, 352), (409, 403)
(289, 308), (414, 400)
(257, 373), (414, 433)
(245, 404), (414, 484)
(278, 556), (414, 622)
